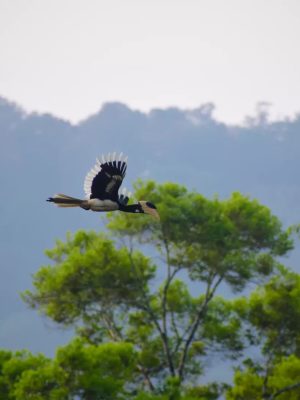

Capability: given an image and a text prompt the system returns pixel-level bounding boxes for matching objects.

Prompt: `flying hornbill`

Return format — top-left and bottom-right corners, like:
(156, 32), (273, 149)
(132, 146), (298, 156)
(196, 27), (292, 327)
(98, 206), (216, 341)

(47, 152), (160, 220)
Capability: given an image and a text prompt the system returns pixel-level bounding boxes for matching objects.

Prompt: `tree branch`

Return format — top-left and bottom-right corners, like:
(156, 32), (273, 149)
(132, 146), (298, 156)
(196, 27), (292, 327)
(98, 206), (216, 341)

(261, 349), (275, 399)
(127, 245), (176, 377)
(102, 313), (120, 341)
(101, 309), (156, 393)
(160, 236), (180, 376)
(268, 382), (300, 399)
(177, 273), (224, 380)
(136, 365), (156, 393)
(170, 309), (181, 344)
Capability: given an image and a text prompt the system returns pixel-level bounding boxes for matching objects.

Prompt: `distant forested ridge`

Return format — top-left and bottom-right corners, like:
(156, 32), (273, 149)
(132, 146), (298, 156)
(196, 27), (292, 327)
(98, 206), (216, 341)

(0, 95), (300, 360)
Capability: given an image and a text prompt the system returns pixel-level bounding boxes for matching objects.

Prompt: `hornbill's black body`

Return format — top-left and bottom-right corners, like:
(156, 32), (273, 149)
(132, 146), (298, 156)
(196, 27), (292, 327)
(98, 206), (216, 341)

(47, 152), (160, 220)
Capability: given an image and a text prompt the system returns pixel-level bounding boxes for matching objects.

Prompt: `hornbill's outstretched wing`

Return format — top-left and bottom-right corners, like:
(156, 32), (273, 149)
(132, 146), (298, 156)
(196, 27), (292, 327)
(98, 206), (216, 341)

(84, 152), (128, 201)
(48, 150), (159, 219)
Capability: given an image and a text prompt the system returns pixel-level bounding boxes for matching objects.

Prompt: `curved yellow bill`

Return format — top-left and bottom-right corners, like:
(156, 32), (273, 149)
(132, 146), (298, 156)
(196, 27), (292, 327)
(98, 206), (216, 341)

(139, 201), (160, 220)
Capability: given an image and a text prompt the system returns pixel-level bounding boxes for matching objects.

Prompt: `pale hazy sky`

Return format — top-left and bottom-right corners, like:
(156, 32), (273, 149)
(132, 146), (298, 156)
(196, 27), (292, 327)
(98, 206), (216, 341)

(0, 0), (300, 123)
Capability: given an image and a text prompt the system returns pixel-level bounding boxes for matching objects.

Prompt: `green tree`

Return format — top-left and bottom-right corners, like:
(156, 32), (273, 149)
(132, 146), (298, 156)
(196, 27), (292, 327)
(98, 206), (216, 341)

(0, 340), (136, 399)
(0, 349), (56, 400)
(22, 181), (293, 398)
(227, 269), (300, 399)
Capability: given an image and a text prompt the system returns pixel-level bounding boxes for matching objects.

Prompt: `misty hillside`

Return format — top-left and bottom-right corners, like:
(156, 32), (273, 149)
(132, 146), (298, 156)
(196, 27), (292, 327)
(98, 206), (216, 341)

(1, 96), (300, 355)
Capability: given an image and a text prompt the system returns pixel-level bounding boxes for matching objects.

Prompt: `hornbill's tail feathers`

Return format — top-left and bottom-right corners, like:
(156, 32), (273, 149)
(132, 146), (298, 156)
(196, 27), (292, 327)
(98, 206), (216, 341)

(47, 194), (89, 209)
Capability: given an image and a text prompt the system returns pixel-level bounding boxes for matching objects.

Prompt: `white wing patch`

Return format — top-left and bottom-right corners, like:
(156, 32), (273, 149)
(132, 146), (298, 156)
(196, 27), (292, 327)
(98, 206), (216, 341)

(84, 159), (102, 198)
(83, 152), (128, 199)
(121, 187), (132, 199)
(119, 188), (132, 200)
(118, 187), (132, 205)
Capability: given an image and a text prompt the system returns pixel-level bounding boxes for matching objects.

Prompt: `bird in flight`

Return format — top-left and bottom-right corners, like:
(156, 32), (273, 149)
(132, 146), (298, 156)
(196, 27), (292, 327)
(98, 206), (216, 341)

(47, 152), (160, 220)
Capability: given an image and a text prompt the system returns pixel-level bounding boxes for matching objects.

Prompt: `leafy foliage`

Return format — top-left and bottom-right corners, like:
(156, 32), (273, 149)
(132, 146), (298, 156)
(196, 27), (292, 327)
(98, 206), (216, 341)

(18, 181), (296, 398)
(0, 341), (136, 400)
(227, 270), (300, 399)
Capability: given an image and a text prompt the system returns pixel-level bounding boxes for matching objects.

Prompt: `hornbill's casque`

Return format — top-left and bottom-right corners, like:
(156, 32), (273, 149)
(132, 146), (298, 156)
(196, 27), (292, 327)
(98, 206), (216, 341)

(47, 152), (160, 220)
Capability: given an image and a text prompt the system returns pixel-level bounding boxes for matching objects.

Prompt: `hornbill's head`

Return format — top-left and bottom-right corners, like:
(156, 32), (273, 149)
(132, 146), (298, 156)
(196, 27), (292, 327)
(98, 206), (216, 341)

(138, 201), (160, 220)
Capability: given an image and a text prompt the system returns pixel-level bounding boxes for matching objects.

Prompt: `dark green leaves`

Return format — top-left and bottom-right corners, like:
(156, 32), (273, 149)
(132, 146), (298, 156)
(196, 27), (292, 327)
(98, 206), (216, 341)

(23, 231), (155, 325)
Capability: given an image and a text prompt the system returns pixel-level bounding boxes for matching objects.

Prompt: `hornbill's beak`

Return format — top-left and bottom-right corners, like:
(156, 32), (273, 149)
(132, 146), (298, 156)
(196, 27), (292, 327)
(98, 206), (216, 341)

(139, 201), (160, 220)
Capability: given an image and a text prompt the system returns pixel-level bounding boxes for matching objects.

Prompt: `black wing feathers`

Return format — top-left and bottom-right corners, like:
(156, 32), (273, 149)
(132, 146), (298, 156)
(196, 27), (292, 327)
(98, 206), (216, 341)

(84, 153), (127, 201)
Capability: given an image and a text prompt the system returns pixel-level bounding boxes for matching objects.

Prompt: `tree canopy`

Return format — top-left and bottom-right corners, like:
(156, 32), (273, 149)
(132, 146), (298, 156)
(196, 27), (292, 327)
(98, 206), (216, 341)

(3, 180), (298, 399)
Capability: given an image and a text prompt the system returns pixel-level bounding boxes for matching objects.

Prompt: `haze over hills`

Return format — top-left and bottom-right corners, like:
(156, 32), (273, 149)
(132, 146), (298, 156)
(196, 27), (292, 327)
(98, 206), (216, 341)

(1, 95), (300, 357)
